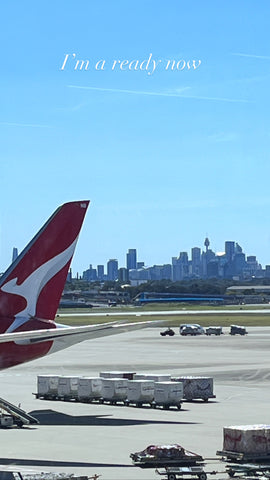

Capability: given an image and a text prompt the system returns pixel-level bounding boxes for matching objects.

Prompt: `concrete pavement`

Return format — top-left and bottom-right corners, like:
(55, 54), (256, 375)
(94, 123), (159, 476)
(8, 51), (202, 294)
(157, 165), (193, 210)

(0, 326), (269, 480)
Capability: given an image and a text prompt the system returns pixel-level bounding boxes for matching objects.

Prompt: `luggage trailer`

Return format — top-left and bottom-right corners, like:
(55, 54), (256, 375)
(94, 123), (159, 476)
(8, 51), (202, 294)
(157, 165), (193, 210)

(156, 461), (270, 480)
(217, 449), (270, 478)
(155, 465), (220, 480)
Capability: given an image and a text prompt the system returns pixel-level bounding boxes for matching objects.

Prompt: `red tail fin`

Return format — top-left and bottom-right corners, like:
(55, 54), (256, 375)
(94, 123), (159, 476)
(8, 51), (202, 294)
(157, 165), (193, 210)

(0, 201), (89, 327)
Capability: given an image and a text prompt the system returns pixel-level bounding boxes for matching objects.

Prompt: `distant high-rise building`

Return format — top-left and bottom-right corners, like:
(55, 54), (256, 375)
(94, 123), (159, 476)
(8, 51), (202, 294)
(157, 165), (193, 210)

(233, 253), (246, 275)
(191, 247), (201, 276)
(126, 249), (137, 270)
(118, 267), (129, 283)
(107, 259), (118, 281)
(207, 260), (219, 278)
(12, 247), (18, 263)
(235, 243), (243, 254)
(244, 255), (261, 278)
(82, 264), (97, 282)
(225, 241), (235, 262)
(265, 265), (270, 278)
(67, 268), (72, 282)
(201, 248), (216, 277)
(172, 252), (189, 281)
(97, 265), (105, 281)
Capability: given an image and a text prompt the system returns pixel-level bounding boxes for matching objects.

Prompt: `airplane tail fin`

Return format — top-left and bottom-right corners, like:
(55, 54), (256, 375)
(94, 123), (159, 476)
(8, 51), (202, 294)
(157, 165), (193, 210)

(0, 201), (89, 324)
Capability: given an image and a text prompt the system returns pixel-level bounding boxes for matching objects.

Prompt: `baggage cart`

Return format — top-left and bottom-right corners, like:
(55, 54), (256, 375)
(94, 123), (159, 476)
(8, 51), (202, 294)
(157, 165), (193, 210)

(156, 465), (214, 480)
(130, 444), (204, 469)
(224, 463), (270, 477)
(217, 449), (270, 464)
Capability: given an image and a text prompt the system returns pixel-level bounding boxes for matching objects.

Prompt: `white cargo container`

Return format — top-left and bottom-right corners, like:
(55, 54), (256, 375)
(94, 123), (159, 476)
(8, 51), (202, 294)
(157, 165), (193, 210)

(133, 373), (171, 382)
(57, 376), (79, 399)
(99, 371), (136, 380)
(223, 424), (270, 455)
(127, 380), (155, 405)
(37, 375), (59, 398)
(77, 377), (103, 401)
(172, 376), (214, 401)
(154, 381), (183, 409)
(101, 378), (129, 403)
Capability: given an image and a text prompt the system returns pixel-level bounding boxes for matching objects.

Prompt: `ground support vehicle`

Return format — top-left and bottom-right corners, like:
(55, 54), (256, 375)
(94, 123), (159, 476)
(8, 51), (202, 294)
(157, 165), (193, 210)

(230, 325), (248, 335)
(0, 397), (39, 428)
(180, 324), (205, 336)
(160, 328), (175, 337)
(130, 445), (204, 469)
(180, 326), (202, 336)
(156, 465), (219, 480)
(205, 327), (223, 336)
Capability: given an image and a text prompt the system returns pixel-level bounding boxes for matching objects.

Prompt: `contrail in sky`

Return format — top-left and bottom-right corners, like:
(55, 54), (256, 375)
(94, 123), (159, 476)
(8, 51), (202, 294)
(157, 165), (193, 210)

(232, 53), (270, 60)
(68, 85), (250, 103)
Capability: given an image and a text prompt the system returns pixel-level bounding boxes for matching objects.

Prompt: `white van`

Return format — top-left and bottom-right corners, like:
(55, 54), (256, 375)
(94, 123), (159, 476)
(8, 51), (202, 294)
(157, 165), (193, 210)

(179, 324), (205, 336)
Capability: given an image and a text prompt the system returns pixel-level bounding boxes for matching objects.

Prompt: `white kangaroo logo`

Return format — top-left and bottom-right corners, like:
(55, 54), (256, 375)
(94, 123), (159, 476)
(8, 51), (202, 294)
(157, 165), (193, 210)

(1, 237), (78, 333)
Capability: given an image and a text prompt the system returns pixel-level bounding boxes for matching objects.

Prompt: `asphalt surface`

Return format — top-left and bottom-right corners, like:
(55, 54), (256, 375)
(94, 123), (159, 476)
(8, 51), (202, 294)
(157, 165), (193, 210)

(60, 308), (270, 316)
(0, 326), (269, 480)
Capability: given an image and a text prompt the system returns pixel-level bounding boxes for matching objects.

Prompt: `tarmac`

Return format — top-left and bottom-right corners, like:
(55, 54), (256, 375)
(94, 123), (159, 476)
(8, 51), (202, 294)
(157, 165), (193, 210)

(0, 325), (269, 480)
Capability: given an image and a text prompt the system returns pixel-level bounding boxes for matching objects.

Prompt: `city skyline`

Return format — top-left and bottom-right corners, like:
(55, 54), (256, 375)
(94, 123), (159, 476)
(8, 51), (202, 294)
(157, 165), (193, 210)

(82, 236), (267, 283)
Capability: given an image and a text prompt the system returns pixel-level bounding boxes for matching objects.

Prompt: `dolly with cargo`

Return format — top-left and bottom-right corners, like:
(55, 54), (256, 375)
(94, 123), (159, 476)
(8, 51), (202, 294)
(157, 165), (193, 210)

(172, 376), (215, 402)
(130, 444), (204, 469)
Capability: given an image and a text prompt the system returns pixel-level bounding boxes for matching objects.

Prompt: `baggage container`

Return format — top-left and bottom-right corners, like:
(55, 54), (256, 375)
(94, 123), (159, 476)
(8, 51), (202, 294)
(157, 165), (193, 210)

(172, 376), (215, 401)
(37, 375), (59, 398)
(133, 373), (171, 382)
(99, 371), (136, 380)
(127, 380), (155, 405)
(57, 376), (79, 399)
(77, 377), (103, 402)
(205, 326), (223, 336)
(223, 424), (270, 455)
(154, 381), (183, 409)
(101, 378), (129, 403)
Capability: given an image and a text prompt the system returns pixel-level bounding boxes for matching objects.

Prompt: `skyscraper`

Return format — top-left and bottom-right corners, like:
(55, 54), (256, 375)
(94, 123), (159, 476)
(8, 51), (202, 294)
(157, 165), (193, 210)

(225, 241), (235, 262)
(191, 247), (201, 276)
(126, 249), (137, 270)
(107, 259), (118, 281)
(97, 265), (105, 281)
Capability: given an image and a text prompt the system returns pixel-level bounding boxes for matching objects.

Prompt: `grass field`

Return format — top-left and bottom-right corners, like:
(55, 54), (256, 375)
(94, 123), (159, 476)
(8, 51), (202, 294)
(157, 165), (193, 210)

(56, 303), (270, 327)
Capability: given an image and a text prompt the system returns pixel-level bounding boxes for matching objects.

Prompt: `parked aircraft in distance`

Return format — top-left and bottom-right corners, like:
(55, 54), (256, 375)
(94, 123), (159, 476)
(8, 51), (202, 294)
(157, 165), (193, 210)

(0, 201), (150, 369)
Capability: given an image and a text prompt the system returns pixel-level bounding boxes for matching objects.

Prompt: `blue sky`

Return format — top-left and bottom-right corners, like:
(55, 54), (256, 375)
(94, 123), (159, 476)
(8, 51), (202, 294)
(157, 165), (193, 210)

(1, 1), (270, 275)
